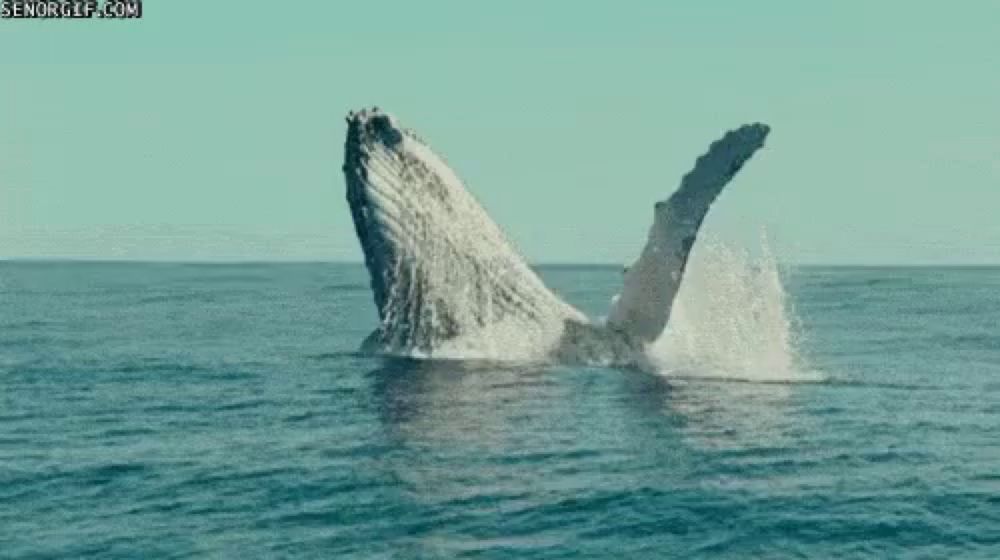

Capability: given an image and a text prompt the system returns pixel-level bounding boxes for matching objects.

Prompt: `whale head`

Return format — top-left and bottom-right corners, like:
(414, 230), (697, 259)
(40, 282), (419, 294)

(342, 107), (581, 354)
(342, 108), (413, 316)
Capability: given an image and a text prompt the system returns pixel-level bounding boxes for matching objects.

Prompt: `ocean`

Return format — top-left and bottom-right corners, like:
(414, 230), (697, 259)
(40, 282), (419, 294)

(2, 257), (999, 558)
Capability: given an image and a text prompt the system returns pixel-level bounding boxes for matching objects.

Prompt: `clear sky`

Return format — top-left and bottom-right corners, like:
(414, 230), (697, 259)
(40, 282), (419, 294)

(2, 1), (998, 264)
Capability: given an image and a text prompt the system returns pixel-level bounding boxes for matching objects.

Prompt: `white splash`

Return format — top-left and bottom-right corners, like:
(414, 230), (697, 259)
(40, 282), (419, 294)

(648, 232), (814, 381)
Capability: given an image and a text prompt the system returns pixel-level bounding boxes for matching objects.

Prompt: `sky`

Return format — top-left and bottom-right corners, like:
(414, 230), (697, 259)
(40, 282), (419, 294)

(1, 1), (998, 264)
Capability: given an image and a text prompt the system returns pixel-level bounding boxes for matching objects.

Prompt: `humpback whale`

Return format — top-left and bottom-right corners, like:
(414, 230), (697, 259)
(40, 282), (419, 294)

(342, 108), (770, 366)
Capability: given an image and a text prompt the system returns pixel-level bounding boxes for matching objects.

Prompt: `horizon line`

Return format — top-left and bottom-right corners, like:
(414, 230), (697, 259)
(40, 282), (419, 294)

(3, 257), (1000, 268)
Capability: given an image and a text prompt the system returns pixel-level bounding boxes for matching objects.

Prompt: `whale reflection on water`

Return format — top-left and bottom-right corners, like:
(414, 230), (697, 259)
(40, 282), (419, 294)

(366, 357), (799, 468)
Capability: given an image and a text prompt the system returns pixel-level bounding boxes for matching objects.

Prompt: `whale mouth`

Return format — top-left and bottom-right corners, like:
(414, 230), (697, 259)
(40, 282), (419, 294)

(342, 107), (420, 318)
(344, 110), (384, 310)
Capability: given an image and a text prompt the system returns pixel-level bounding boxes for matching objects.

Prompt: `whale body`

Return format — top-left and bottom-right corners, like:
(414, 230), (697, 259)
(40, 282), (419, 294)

(342, 108), (770, 366)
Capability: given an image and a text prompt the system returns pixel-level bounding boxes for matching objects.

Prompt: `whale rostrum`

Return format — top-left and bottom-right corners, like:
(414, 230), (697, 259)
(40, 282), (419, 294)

(342, 107), (770, 365)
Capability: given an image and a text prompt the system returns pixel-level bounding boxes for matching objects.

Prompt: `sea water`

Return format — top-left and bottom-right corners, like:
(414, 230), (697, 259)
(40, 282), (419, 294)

(2, 256), (999, 558)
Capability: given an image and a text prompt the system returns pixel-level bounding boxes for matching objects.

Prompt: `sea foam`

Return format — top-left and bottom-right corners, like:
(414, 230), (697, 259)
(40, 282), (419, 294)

(649, 232), (817, 381)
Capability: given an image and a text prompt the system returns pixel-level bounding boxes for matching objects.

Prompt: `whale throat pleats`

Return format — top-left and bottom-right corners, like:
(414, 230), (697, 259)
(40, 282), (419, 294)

(343, 108), (586, 357)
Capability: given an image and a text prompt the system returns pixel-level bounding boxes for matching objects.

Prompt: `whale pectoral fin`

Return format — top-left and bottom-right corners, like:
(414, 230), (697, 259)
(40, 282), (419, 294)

(606, 123), (770, 343)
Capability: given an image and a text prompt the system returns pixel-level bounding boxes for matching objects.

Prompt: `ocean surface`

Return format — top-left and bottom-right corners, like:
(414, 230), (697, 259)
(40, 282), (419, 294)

(2, 258), (999, 558)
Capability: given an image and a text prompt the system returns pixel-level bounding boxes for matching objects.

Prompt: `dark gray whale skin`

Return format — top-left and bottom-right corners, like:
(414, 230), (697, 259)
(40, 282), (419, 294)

(342, 108), (770, 365)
